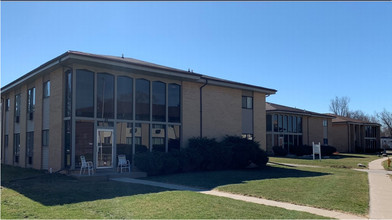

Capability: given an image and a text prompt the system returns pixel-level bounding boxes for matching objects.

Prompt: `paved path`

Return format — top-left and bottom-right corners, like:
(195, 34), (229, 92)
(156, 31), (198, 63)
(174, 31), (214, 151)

(111, 177), (366, 219)
(367, 157), (392, 219)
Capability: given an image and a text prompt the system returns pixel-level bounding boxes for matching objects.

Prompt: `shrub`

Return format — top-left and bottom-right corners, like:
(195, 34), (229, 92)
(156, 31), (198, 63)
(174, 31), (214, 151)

(290, 145), (312, 156)
(321, 145), (337, 156)
(272, 146), (288, 156)
(134, 151), (180, 176)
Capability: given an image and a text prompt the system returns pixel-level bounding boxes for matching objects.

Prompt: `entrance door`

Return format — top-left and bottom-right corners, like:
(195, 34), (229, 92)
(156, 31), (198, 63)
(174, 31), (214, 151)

(97, 129), (114, 168)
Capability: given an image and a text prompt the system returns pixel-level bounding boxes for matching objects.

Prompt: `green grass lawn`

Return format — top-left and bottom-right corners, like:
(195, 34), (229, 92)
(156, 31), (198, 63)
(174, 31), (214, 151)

(1, 165), (325, 219)
(269, 153), (379, 169)
(146, 165), (369, 215)
(383, 159), (392, 171)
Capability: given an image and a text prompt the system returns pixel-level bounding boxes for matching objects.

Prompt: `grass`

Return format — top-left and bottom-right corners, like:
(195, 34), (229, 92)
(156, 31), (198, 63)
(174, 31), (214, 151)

(269, 153), (379, 169)
(383, 159), (392, 171)
(146, 165), (369, 215)
(1, 165), (325, 219)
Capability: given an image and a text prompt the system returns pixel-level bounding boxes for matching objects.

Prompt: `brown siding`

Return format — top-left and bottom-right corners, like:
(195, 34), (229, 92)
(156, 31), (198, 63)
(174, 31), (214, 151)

(33, 77), (43, 169)
(254, 92), (266, 150)
(181, 81), (201, 147)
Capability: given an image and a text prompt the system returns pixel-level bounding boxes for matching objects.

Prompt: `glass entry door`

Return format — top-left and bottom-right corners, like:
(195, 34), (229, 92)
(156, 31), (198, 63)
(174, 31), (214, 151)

(96, 129), (114, 168)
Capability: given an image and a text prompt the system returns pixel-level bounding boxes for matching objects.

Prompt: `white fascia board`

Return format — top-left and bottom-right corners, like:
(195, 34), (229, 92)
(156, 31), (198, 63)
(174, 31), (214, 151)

(199, 78), (277, 95)
(67, 54), (201, 81)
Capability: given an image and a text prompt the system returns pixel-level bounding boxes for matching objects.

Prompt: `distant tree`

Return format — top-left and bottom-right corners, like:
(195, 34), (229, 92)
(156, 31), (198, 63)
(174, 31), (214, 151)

(349, 110), (379, 123)
(378, 109), (392, 137)
(329, 96), (350, 117)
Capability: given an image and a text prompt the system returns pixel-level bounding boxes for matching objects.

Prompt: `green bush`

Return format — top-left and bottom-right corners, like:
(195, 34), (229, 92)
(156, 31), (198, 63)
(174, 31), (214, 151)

(134, 151), (180, 176)
(272, 146), (288, 156)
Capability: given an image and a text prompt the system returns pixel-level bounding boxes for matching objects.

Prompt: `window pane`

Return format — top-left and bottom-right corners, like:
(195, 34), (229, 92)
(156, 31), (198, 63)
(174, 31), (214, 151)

(42, 130), (49, 147)
(152, 81), (166, 122)
(6, 99), (10, 111)
(75, 121), (94, 168)
(44, 81), (50, 98)
(152, 124), (165, 152)
(26, 132), (34, 164)
(283, 115), (287, 132)
(15, 94), (21, 122)
(278, 115), (283, 132)
(76, 69), (94, 117)
(297, 117), (302, 133)
(247, 97), (253, 109)
(288, 116), (292, 132)
(266, 115), (272, 132)
(168, 125), (180, 152)
(97, 73), (114, 119)
(65, 70), (72, 117)
(14, 133), (20, 163)
(135, 79), (150, 121)
(116, 122), (133, 162)
(293, 116), (297, 133)
(242, 97), (247, 108)
(64, 120), (71, 168)
(135, 123), (149, 152)
(273, 115), (278, 132)
(168, 84), (181, 123)
(117, 76), (133, 120)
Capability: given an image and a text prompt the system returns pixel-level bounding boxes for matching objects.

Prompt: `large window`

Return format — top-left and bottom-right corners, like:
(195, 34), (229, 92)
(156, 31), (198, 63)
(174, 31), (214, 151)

(27, 88), (35, 120)
(135, 123), (149, 152)
(168, 125), (180, 151)
(97, 73), (115, 119)
(117, 76), (133, 120)
(168, 84), (181, 123)
(26, 132), (34, 165)
(15, 94), (21, 123)
(116, 122), (133, 161)
(242, 96), (253, 109)
(76, 69), (94, 117)
(152, 81), (166, 122)
(266, 114), (303, 150)
(14, 133), (20, 163)
(135, 79), (150, 121)
(43, 81), (50, 98)
(75, 121), (94, 168)
(152, 124), (165, 152)
(65, 70), (72, 117)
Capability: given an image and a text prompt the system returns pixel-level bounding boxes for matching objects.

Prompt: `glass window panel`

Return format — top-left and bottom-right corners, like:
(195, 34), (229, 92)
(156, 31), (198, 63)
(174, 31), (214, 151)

(135, 79), (150, 121)
(43, 81), (50, 98)
(27, 88), (36, 113)
(283, 115), (288, 132)
(152, 81), (166, 122)
(97, 73), (114, 119)
(26, 132), (34, 164)
(65, 70), (72, 117)
(6, 99), (10, 111)
(288, 116), (292, 132)
(15, 94), (21, 122)
(117, 76), (133, 120)
(152, 124), (166, 152)
(76, 69), (94, 117)
(116, 122), (133, 162)
(135, 123), (149, 152)
(42, 130), (49, 147)
(266, 134), (272, 152)
(75, 121), (94, 168)
(168, 125), (180, 152)
(294, 135), (298, 147)
(242, 97), (247, 108)
(247, 97), (253, 109)
(299, 135), (303, 146)
(14, 133), (20, 163)
(293, 116), (297, 133)
(297, 117), (302, 133)
(266, 115), (272, 132)
(273, 115), (278, 132)
(168, 84), (181, 123)
(64, 120), (71, 168)
(273, 134), (278, 147)
(278, 115), (283, 132)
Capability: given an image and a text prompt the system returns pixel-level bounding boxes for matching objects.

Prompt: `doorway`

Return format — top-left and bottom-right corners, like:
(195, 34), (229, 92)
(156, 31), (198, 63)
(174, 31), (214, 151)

(96, 129), (114, 168)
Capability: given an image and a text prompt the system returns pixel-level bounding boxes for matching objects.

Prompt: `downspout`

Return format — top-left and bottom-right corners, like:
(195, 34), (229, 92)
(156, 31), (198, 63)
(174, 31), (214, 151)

(200, 79), (208, 138)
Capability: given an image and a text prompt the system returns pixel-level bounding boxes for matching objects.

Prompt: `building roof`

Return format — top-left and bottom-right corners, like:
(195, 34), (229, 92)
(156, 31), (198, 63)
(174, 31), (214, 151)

(266, 102), (334, 118)
(325, 114), (381, 126)
(1, 51), (277, 95)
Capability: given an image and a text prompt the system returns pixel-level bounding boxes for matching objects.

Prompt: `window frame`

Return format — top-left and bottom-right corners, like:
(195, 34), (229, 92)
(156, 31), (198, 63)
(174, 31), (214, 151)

(43, 81), (50, 98)
(242, 96), (253, 109)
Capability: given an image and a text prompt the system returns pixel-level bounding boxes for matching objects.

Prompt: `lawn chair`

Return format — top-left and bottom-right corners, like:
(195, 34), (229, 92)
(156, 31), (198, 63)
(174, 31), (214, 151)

(80, 155), (94, 175)
(312, 142), (321, 160)
(117, 154), (131, 173)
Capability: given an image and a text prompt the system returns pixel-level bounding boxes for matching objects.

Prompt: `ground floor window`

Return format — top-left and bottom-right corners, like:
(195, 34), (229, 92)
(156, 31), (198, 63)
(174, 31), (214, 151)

(168, 125), (180, 152)
(152, 124), (165, 152)
(13, 133), (20, 164)
(75, 121), (94, 168)
(26, 132), (34, 165)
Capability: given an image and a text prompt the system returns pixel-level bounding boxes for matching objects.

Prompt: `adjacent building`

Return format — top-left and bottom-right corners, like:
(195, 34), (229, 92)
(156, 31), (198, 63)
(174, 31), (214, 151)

(1, 51), (276, 171)
(265, 102), (334, 154)
(328, 114), (381, 153)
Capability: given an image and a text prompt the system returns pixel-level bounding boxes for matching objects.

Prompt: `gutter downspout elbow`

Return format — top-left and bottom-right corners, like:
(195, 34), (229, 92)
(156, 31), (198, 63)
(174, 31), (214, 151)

(200, 79), (208, 138)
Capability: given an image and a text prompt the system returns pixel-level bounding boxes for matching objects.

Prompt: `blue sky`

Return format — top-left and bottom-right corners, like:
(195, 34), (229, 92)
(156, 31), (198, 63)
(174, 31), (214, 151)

(2, 2), (391, 115)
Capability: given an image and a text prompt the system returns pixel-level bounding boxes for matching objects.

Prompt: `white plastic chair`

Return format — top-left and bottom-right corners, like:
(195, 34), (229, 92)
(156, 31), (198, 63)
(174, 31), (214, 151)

(312, 142), (321, 160)
(80, 155), (94, 175)
(117, 154), (131, 173)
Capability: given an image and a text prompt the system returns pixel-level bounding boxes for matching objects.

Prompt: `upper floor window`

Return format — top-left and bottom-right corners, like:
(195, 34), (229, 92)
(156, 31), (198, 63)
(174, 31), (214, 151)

(15, 94), (21, 123)
(97, 73), (114, 119)
(27, 88), (36, 120)
(135, 79), (150, 121)
(323, 120), (328, 127)
(242, 96), (253, 109)
(266, 114), (272, 132)
(65, 70), (72, 117)
(117, 76), (133, 120)
(43, 81), (50, 98)
(168, 83), (181, 123)
(5, 99), (10, 111)
(76, 69), (94, 118)
(152, 81), (166, 122)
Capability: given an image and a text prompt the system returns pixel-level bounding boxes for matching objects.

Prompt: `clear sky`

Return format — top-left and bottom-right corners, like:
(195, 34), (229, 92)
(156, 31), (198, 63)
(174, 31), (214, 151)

(2, 2), (391, 115)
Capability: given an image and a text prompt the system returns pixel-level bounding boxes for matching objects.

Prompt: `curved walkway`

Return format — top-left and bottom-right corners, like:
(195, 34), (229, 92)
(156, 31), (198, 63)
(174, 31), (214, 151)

(111, 177), (366, 219)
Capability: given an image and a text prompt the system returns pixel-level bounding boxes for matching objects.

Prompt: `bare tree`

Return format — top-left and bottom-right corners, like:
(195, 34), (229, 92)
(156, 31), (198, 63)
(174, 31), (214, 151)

(378, 109), (392, 137)
(329, 96), (350, 117)
(349, 110), (379, 123)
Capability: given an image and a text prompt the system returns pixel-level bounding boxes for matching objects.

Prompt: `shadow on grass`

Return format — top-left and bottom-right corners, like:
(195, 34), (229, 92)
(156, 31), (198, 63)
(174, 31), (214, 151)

(145, 165), (330, 189)
(1, 165), (170, 206)
(274, 153), (369, 160)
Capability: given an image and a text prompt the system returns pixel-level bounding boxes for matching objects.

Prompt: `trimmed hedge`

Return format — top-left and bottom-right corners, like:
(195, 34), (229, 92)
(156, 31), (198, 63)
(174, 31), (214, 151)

(134, 136), (269, 176)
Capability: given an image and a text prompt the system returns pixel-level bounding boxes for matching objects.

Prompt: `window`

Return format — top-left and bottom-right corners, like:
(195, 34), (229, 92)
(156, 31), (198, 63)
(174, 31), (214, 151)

(266, 115), (272, 132)
(14, 133), (20, 163)
(283, 115), (288, 132)
(292, 116), (297, 133)
(135, 123), (149, 151)
(135, 79), (150, 121)
(42, 130), (49, 147)
(65, 70), (72, 117)
(168, 84), (181, 123)
(4, 135), (9, 150)
(117, 76), (133, 120)
(76, 69), (94, 117)
(242, 96), (253, 109)
(15, 94), (21, 123)
(5, 99), (10, 111)
(152, 124), (165, 152)
(273, 115), (278, 132)
(27, 88), (36, 120)
(323, 138), (328, 145)
(97, 73), (114, 119)
(288, 116), (292, 132)
(116, 122), (133, 160)
(43, 81), (50, 98)
(75, 121), (94, 168)
(64, 120), (71, 168)
(152, 81), (166, 122)
(26, 132), (34, 165)
(168, 125), (180, 151)
(278, 115), (283, 132)
(297, 117), (302, 133)
(323, 120), (328, 127)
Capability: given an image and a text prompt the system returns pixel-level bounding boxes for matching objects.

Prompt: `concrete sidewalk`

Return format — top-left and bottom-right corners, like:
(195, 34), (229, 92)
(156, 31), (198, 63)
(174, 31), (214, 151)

(111, 177), (366, 219)
(367, 157), (392, 219)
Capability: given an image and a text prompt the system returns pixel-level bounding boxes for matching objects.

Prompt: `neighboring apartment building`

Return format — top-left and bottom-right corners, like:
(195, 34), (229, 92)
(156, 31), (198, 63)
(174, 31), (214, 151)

(381, 137), (392, 149)
(1, 51), (276, 171)
(328, 114), (381, 153)
(265, 102), (334, 154)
